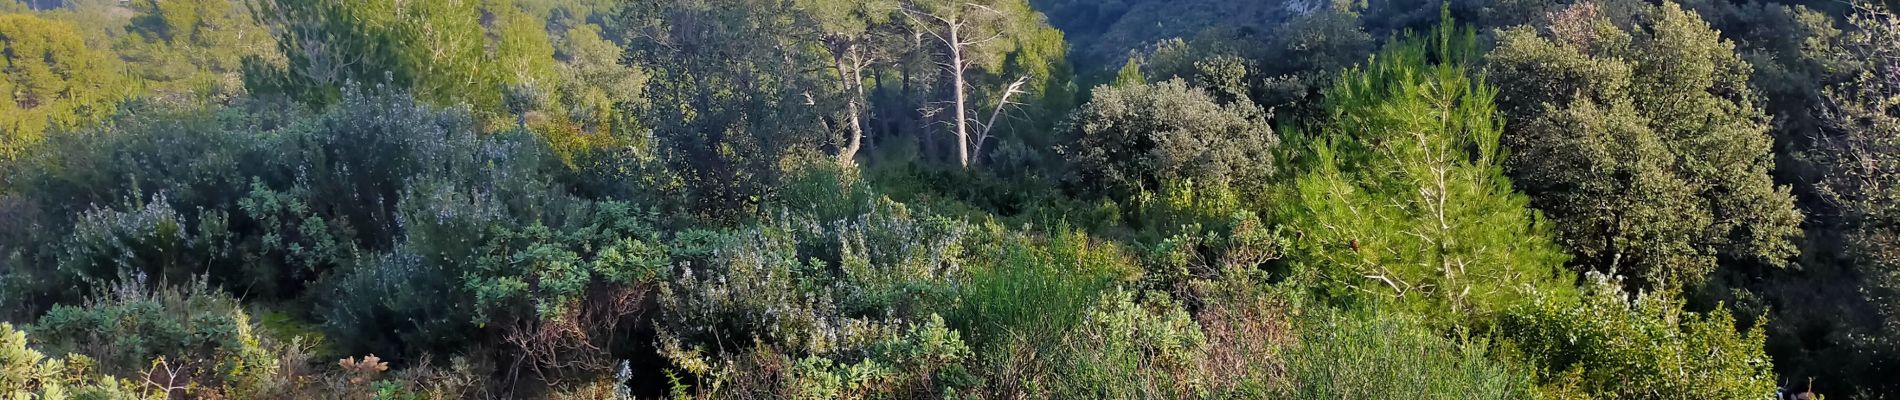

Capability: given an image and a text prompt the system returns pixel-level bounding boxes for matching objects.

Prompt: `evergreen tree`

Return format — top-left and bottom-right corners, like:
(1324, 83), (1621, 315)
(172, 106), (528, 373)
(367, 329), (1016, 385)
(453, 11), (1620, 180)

(1281, 19), (1574, 321)
(0, 13), (127, 158)
(1816, 4), (1900, 359)
(118, 0), (279, 101)
(1487, 2), (1802, 291)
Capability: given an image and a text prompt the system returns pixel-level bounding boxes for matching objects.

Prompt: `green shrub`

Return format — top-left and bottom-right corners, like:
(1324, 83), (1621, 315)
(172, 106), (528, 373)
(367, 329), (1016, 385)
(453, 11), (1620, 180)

(666, 314), (974, 400)
(0, 322), (64, 398)
(54, 199), (201, 304)
(1049, 289), (1208, 399)
(464, 201), (670, 322)
(952, 222), (1135, 347)
(1278, 308), (1533, 399)
(1495, 273), (1776, 399)
(659, 199), (966, 357)
(1059, 79), (1278, 199)
(1188, 271), (1297, 398)
(28, 278), (286, 398)
(1138, 183), (1287, 298)
(231, 180), (355, 299)
(659, 197), (1133, 398)
(2, 85), (568, 314)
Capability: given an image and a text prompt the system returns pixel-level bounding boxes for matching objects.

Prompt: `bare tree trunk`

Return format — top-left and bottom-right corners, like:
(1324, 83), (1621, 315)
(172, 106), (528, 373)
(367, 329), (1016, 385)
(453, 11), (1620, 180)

(834, 44), (868, 166)
(949, 23), (970, 168)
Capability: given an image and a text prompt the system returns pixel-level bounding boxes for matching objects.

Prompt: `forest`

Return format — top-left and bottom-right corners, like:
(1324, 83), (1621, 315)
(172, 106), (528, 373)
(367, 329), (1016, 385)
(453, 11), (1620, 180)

(0, 0), (1897, 398)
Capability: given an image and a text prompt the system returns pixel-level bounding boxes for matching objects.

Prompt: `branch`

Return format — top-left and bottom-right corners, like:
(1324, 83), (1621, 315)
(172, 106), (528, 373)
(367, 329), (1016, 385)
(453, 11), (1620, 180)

(900, 7), (955, 45)
(971, 76), (1030, 157)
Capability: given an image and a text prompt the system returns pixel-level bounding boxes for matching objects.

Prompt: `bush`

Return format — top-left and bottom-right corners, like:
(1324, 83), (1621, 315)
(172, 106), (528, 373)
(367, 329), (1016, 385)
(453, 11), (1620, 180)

(953, 222), (1136, 348)
(655, 195), (1138, 398)
(53, 198), (203, 306)
(28, 277), (287, 398)
(1494, 273), (1776, 399)
(2, 84), (568, 313)
(658, 199), (968, 358)
(464, 200), (671, 383)
(1137, 181), (1287, 297)
(1278, 308), (1533, 399)
(0, 322), (64, 398)
(1048, 289), (1208, 399)
(1188, 271), (1296, 398)
(1059, 79), (1278, 199)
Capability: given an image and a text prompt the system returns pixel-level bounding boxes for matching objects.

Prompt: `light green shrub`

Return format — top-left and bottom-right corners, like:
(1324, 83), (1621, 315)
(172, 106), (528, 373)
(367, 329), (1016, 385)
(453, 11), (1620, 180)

(1279, 308), (1533, 399)
(1, 322), (64, 399)
(27, 278), (288, 398)
(1495, 273), (1776, 399)
(1051, 289), (1208, 399)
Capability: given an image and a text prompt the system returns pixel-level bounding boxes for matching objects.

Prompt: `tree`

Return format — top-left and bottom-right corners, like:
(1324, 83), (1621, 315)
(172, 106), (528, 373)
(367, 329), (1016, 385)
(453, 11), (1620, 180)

(901, 0), (1035, 168)
(245, 0), (410, 105)
(1815, 3), (1900, 355)
(1280, 21), (1574, 322)
(1487, 1), (1802, 291)
(0, 13), (126, 158)
(797, 0), (898, 165)
(553, 24), (645, 136)
(118, 0), (279, 101)
(622, 0), (829, 218)
(1111, 57), (1144, 87)
(1059, 79), (1276, 198)
(245, 0), (513, 114)
(492, 0), (561, 126)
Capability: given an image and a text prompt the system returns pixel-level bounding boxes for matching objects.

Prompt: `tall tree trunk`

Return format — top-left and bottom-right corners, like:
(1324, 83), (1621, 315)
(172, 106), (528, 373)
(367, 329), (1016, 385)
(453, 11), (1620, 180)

(949, 23), (969, 168)
(834, 43), (867, 166)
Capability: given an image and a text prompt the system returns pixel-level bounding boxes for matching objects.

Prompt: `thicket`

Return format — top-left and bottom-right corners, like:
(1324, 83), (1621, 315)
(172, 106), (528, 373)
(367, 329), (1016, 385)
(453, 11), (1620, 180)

(0, 0), (1895, 398)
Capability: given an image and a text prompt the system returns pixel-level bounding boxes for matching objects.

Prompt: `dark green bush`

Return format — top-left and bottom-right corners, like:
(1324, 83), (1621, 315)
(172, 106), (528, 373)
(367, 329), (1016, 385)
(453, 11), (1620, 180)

(1059, 79), (1277, 199)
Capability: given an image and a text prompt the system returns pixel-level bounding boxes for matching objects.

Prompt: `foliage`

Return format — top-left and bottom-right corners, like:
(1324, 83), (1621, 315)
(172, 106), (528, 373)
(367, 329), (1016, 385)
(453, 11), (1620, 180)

(1047, 289), (1208, 399)
(1281, 20), (1574, 322)
(655, 200), (989, 398)
(118, 0), (281, 102)
(5, 0), (1896, 397)
(1487, 1), (1803, 291)
(952, 222), (1135, 347)
(1495, 273), (1777, 399)
(1810, 6), (1900, 393)
(552, 24), (646, 137)
(1059, 79), (1278, 199)
(1278, 308), (1532, 399)
(0, 322), (65, 399)
(1818, 5), (1900, 320)
(621, 0), (827, 220)
(0, 12), (128, 158)
(29, 277), (287, 398)
(245, 0), (585, 125)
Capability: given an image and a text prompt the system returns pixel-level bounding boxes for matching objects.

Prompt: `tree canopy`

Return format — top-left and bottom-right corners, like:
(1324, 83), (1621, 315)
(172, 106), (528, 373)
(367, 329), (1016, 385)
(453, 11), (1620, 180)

(1488, 1), (1802, 291)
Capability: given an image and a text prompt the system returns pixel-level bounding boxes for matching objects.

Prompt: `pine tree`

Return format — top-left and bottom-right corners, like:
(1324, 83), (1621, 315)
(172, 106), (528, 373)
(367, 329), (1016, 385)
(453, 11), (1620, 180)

(0, 13), (127, 158)
(1281, 17), (1574, 321)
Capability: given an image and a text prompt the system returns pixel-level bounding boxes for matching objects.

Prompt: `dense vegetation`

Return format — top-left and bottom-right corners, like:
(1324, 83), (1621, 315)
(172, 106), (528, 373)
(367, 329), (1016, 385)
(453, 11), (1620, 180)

(0, 0), (1896, 398)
